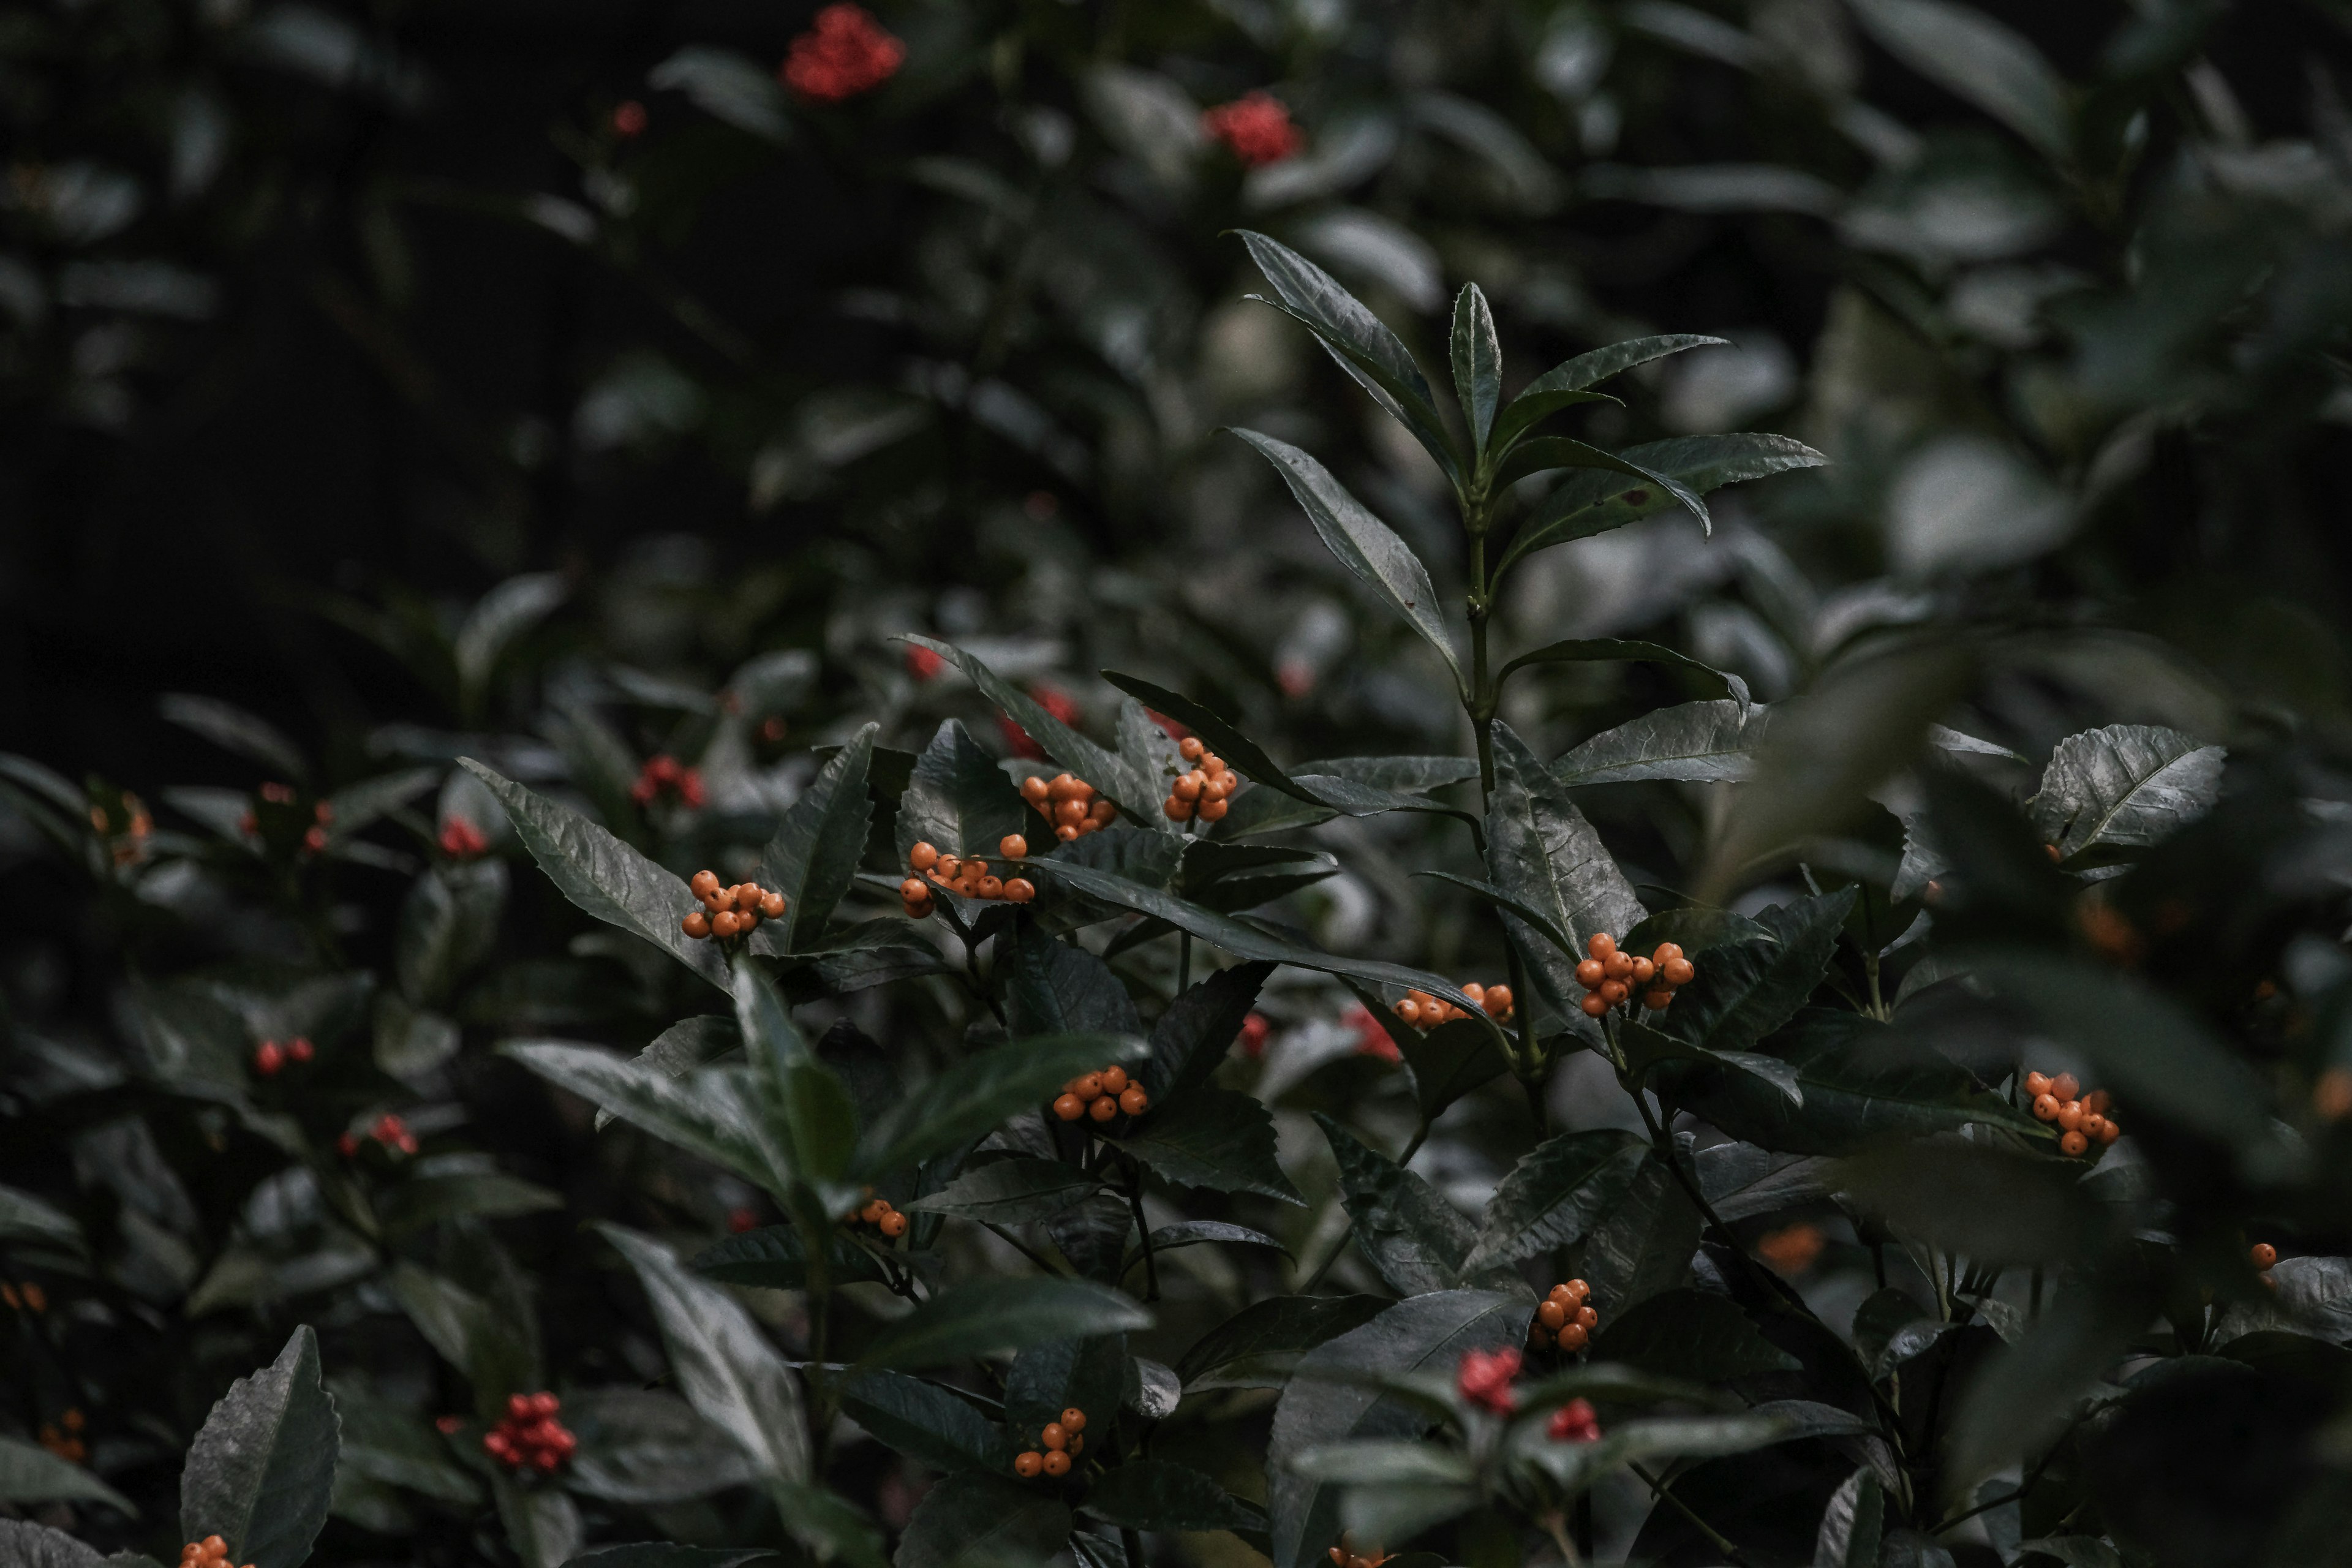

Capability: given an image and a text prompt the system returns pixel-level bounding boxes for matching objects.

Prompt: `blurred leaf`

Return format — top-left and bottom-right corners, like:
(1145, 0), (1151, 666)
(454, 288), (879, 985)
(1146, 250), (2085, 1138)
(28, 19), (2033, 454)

(838, 1371), (1010, 1475)
(1462, 1129), (1649, 1272)
(759, 725), (875, 952)
(493, 1471), (582, 1568)
(1230, 429), (1466, 695)
(1114, 1085), (1306, 1204)
(1316, 1113), (1477, 1294)
(502, 1042), (780, 1192)
(1553, 699), (1768, 787)
(461, 760), (728, 990)
(647, 47), (793, 142)
(563, 1388), (758, 1504)
(688, 1225), (888, 1290)
(856, 1278), (1153, 1371)
(855, 1033), (1148, 1178)
(396, 859), (507, 1006)
(1082, 1458), (1265, 1532)
(1144, 962), (1275, 1099)
(1596, 1288), (1798, 1381)
(903, 1157), (1100, 1224)
(388, 1264), (537, 1415)
(897, 719), (1028, 861)
(180, 1326), (341, 1568)
(732, 957), (856, 1193)
(565, 1549), (774, 1568)
(1848, 0), (2071, 159)
(378, 1166), (561, 1236)
(0, 1436), (137, 1515)
(1497, 637), (1750, 707)
(0, 1185), (83, 1250)
(1942, 1280), (2142, 1504)
(160, 694), (308, 782)
(2028, 724), (2224, 861)
(595, 1013), (739, 1129)
(1177, 1296), (1390, 1392)
(895, 1472), (1070, 1568)
(1837, 1141), (2093, 1264)
(453, 573), (565, 714)
(2011, 1539), (2122, 1568)
(600, 1226), (809, 1483)
(1814, 1468), (1887, 1568)
(1451, 282), (1502, 450)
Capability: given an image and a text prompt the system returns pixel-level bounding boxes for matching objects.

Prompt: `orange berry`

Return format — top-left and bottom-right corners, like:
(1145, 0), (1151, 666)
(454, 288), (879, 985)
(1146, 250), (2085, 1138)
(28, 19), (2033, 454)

(1054, 1094), (1084, 1121)
(1101, 1066), (1128, 1095)
(1484, 986), (1513, 1017)
(1042, 1422), (1067, 1450)
(2023, 1071), (2052, 1098)
(1564, 1278), (1590, 1302)
(683, 911), (710, 938)
(978, 876), (1004, 899)
(963, 860), (989, 881)
(2032, 1093), (2060, 1121)
(1574, 958), (1605, 988)
(900, 878), (929, 900)
(1061, 1408), (1087, 1432)
(1021, 776), (1051, 804)
(1547, 1283), (1574, 1303)
(1604, 951), (1634, 981)
(1174, 774), (1204, 802)
(1089, 1095), (1118, 1122)
(861, 1199), (889, 1223)
(1088, 799), (1116, 824)
(1538, 1300), (1566, 1329)
(880, 1212), (908, 1238)
(761, 892), (786, 918)
(1461, 982), (1485, 1004)
(2057, 1100), (2085, 1131)
(2252, 1243), (2278, 1268)
(1651, 942), (1683, 965)
(1042, 1450), (1071, 1476)
(2050, 1072), (2081, 1102)
(2081, 1115), (2109, 1141)
(690, 870), (720, 899)
(1119, 1086), (1148, 1114)
(1575, 1304), (1599, 1330)
(1047, 774), (1082, 801)
(936, 856), (962, 882)
(1069, 1434), (1084, 1455)
(904, 895), (933, 919)
(1558, 1323), (1589, 1351)
(1180, 737), (1205, 760)
(205, 1540), (227, 1559)
(909, 843), (939, 870)
(1599, 980), (1628, 1006)
(1199, 754), (1223, 775)
(2082, 1089), (2111, 1115)
(1202, 777), (1230, 802)
(1164, 796), (1195, 821)
(1580, 992), (1609, 1017)
(1643, 989), (1673, 1010)
(1588, 933), (1616, 960)
(2060, 1130), (2089, 1156)
(1076, 1073), (1104, 1099)
(1055, 824), (1080, 842)
(1630, 957), (1654, 985)
(2096, 1117), (2120, 1144)
(997, 834), (1028, 859)
(1055, 799), (1088, 827)
(2316, 1068), (2352, 1121)
(712, 910), (741, 938)
(1395, 998), (1422, 1026)
(1005, 878), (1035, 902)
(1200, 799), (1228, 821)
(1015, 1451), (1044, 1477)
(1662, 957), (1695, 986)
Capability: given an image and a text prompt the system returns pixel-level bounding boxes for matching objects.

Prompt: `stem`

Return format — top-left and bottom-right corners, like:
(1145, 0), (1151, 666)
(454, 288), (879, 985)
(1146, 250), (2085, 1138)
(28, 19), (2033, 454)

(1865, 946), (1886, 1020)
(982, 1219), (1068, 1278)
(1629, 1461), (1749, 1566)
(1399, 1122), (1430, 1166)
(1125, 1159), (1160, 1303)
(1630, 1084), (1814, 1317)
(1121, 1526), (1145, 1568)
(1177, 930), (1191, 993)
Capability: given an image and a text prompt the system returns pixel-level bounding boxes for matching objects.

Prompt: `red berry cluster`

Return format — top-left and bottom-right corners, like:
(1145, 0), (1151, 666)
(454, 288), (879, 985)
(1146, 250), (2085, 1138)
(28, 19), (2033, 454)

(1021, 772), (1118, 842)
(632, 755), (705, 809)
(1053, 1066), (1149, 1123)
(1326, 1540), (1390, 1568)
(38, 1407), (87, 1463)
(339, 1113), (418, 1158)
(179, 1536), (251, 1568)
(2024, 1071), (2119, 1157)
(682, 872), (785, 941)
(1529, 1279), (1599, 1353)
(1202, 92), (1302, 166)
(1341, 1004), (1401, 1061)
(1011, 1407), (1087, 1477)
(239, 785), (335, 854)
(1456, 1346), (1522, 1414)
(1237, 1011), (1272, 1058)
(1393, 983), (1513, 1030)
(1163, 737), (1237, 826)
(1547, 1397), (1602, 1444)
(855, 1195), (910, 1240)
(89, 791), (153, 866)
(483, 1392), (575, 1473)
(1576, 934), (1693, 1019)
(439, 815), (489, 859)
(902, 837), (1037, 918)
(252, 1036), (316, 1076)
(781, 3), (904, 102)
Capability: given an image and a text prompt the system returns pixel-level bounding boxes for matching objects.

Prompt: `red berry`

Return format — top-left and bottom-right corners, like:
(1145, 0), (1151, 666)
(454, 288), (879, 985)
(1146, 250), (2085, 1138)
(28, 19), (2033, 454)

(288, 1036), (314, 1062)
(254, 1041), (284, 1076)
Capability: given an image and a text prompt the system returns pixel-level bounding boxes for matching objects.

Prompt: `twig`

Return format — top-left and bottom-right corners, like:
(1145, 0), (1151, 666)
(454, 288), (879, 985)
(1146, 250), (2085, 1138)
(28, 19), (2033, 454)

(1125, 1159), (1160, 1302)
(1629, 1461), (1749, 1566)
(981, 1219), (1066, 1278)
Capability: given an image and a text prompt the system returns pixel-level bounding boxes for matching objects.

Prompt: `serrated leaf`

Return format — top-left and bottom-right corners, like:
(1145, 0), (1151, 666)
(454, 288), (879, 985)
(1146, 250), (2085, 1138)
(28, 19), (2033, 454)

(1114, 1085), (1306, 1204)
(1658, 886), (1853, 1054)
(903, 638), (1156, 818)
(180, 1325), (341, 1568)
(0, 1436), (137, 1515)
(494, 1471), (582, 1568)
(759, 724), (876, 952)
(1232, 429), (1465, 693)
(904, 1157), (1101, 1223)
(1498, 432), (1825, 576)
(1487, 720), (1646, 1006)
(855, 1033), (1148, 1178)
(688, 1224), (889, 1289)
(1084, 1458), (1267, 1532)
(1176, 1295), (1391, 1392)
(502, 1041), (780, 1191)
(1490, 334), (1724, 451)
(897, 719), (1030, 861)
(857, 1278), (1153, 1371)
(1316, 1114), (1476, 1295)
(1597, 1289), (1800, 1381)
(2028, 724), (2223, 861)
(839, 1371), (1011, 1475)
(1497, 636), (1749, 707)
(562, 1388), (758, 1504)
(459, 760), (727, 990)
(1006, 923), (1143, 1039)
(1463, 1129), (1649, 1272)
(599, 1226), (809, 1482)
(0, 1519), (112, 1568)
(1580, 1151), (1702, 1316)
(1553, 699), (1768, 786)
(161, 694), (309, 782)
(895, 1472), (1071, 1568)
(1145, 962), (1276, 1099)
(1450, 282), (1502, 450)
(1268, 1292), (1526, 1568)
(1620, 1017), (1805, 1107)
(1395, 1013), (1511, 1124)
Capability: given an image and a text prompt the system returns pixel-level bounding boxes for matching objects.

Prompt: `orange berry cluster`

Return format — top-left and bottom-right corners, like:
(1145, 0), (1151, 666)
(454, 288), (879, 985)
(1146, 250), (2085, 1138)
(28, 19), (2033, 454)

(252, 1036), (315, 1076)
(179, 1537), (251, 1568)
(682, 870), (786, 940)
(1020, 773), (1118, 842)
(1576, 934), (1693, 1018)
(1393, 983), (1513, 1029)
(1, 1280), (48, 1312)
(1052, 1065), (1149, 1123)
(1163, 737), (1236, 825)
(1528, 1278), (1599, 1352)
(1327, 1540), (1391, 1568)
(37, 1408), (86, 1463)
(1012, 1406), (1087, 1477)
(2024, 1072), (2119, 1156)
(483, 1392), (576, 1473)
(902, 837), (1037, 918)
(855, 1195), (910, 1239)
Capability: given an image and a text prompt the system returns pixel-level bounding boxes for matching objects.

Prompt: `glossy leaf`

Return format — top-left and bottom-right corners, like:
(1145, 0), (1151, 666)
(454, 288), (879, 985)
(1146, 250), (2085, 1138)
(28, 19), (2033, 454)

(1315, 1113), (1475, 1295)
(1491, 435), (1711, 530)
(854, 1032), (1148, 1177)
(180, 1326), (341, 1568)
(838, 1371), (1010, 1475)
(1619, 1018), (1804, 1108)
(733, 957), (856, 1190)
(2028, 723), (2223, 861)
(1006, 922), (1143, 1039)
(387, 1264), (537, 1417)
(1497, 636), (1749, 708)
(903, 638), (1156, 818)
(1082, 1458), (1266, 1532)
(1498, 432), (1825, 576)
(896, 718), (1029, 862)
(1656, 887), (1852, 1056)
(562, 1389), (758, 1504)
(1395, 1012), (1511, 1125)
(856, 1278), (1153, 1371)
(1489, 334), (1724, 451)
(1815, 1468), (1887, 1568)
(1100, 672), (1324, 809)
(1596, 1289), (1799, 1381)
(688, 1225), (888, 1290)
(895, 1472), (1071, 1568)
(0, 1436), (137, 1515)
(760, 723), (875, 952)
(1487, 721), (1646, 1005)
(1175, 1295), (1391, 1392)
(903, 1157), (1101, 1224)
(1580, 1150), (1702, 1316)
(1553, 699), (1768, 786)
(1450, 282), (1502, 450)
(1145, 961), (1275, 1099)
(1113, 1085), (1306, 1204)
(1461, 1128), (1649, 1272)
(503, 1041), (779, 1192)
(1122, 1221), (1290, 1281)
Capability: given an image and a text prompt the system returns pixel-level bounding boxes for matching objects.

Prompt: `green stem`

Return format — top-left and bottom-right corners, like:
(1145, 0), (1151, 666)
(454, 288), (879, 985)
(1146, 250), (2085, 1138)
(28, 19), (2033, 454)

(1125, 1159), (1159, 1303)
(1177, 930), (1191, 994)
(1121, 1526), (1145, 1568)
(982, 1219), (1067, 1278)
(1629, 1461), (1749, 1566)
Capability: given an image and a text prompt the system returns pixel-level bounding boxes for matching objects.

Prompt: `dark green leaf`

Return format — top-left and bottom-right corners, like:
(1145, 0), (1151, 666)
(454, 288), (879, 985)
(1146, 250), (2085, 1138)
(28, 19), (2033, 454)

(759, 724), (876, 952)
(897, 719), (1030, 861)
(1229, 429), (1466, 693)
(839, 1371), (1011, 1475)
(858, 1278), (1153, 1371)
(494, 1471), (582, 1568)
(563, 1389), (758, 1504)
(1084, 1459), (1265, 1532)
(1580, 1151), (1702, 1316)
(596, 1014), (740, 1129)
(378, 1163), (562, 1236)
(1596, 1289), (1799, 1381)
(1146, 962), (1275, 1099)
(1175, 1295), (1391, 1392)
(1553, 699), (1767, 787)
(0, 1520), (112, 1568)
(688, 1225), (888, 1290)
(1005, 1335), (1128, 1434)
(502, 1041), (778, 1191)
(161, 693), (308, 782)
(1619, 1019), (1805, 1108)
(1450, 282), (1502, 451)
(1123, 1221), (1289, 1282)
(459, 760), (728, 990)
(600, 1226), (809, 1482)
(1490, 334), (1724, 452)
(733, 957), (857, 1191)
(454, 573), (566, 709)
(0, 1436), (137, 1515)
(1814, 1468), (1887, 1568)
(396, 859), (508, 1006)
(1657, 888), (1853, 1056)
(1622, 906), (1774, 956)
(1835, 1141), (2095, 1265)
(1213, 756), (1477, 837)
(1487, 721), (1646, 1006)
(1462, 1129), (1649, 1272)
(856, 1033), (1149, 1178)
(1315, 1114), (1476, 1295)
(180, 1325), (341, 1568)
(2027, 724), (2223, 861)
(1491, 436), (1712, 532)
(894, 1472), (1071, 1568)
(1114, 1085), (1305, 1204)
(904, 1157), (1101, 1224)
(1395, 1014), (1511, 1125)
(646, 45), (793, 141)
(1006, 923), (1143, 1040)
(388, 1265), (538, 1417)
(1100, 673), (1322, 809)
(1497, 637), (1748, 707)
(1846, 0), (2069, 157)
(903, 638), (1156, 818)
(774, 1479), (888, 1568)
(1498, 433), (1826, 577)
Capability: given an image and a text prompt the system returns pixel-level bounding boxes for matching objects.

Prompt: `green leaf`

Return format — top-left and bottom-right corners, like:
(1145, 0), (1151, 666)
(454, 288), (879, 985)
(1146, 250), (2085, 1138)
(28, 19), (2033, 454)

(858, 1278), (1153, 1371)
(1145, 962), (1275, 1099)
(600, 1226), (809, 1482)
(758, 724), (876, 952)
(775, 1479), (888, 1568)
(1450, 282), (1502, 451)
(855, 1033), (1148, 1178)
(1657, 888), (1852, 1056)
(1007, 924), (1143, 1039)
(0, 1520), (118, 1568)
(1287, 1439), (1478, 1487)
(454, 573), (566, 712)
(688, 1225), (888, 1290)
(1005, 1334), (1129, 1434)
(904, 1157), (1101, 1224)
(903, 638), (1156, 818)
(1235, 230), (1461, 485)
(388, 1264), (538, 1416)
(733, 957), (856, 1191)
(1462, 1129), (1649, 1272)
(898, 719), (1030, 861)
(1498, 432), (1826, 577)
(565, 1548), (777, 1568)
(1315, 1114), (1476, 1295)
(1175, 1295), (1391, 1392)
(1596, 1289), (1800, 1381)
(1394, 1013), (1511, 1125)
(1553, 699), (1767, 786)
(563, 1389), (759, 1504)
(396, 859), (508, 1006)
(1621, 906), (1773, 957)
(1487, 721), (1647, 1005)
(0, 1436), (137, 1515)
(1123, 1221), (1290, 1282)
(595, 1014), (740, 1129)
(646, 45), (793, 141)
(895, 1472), (1071, 1568)
(1114, 1085), (1306, 1204)
(503, 1041), (780, 1192)
(494, 1471), (582, 1568)
(1580, 1151), (1702, 1315)
(1268, 1292), (1528, 1568)
(459, 760), (728, 990)
(1490, 334), (1723, 452)
(1098, 672), (1323, 810)
(2027, 724), (2223, 861)
(1229, 429), (1466, 694)
(1847, 0), (2070, 159)
(1496, 637), (1749, 707)
(1213, 755), (1478, 837)
(1618, 1019), (1804, 1108)
(1814, 1469), (1887, 1568)
(1492, 435), (1713, 532)
(160, 693), (309, 782)
(839, 1371), (1011, 1475)
(1084, 1459), (1267, 1532)
(180, 1325), (342, 1568)
(0, 1184), (83, 1251)
(378, 1163), (563, 1236)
